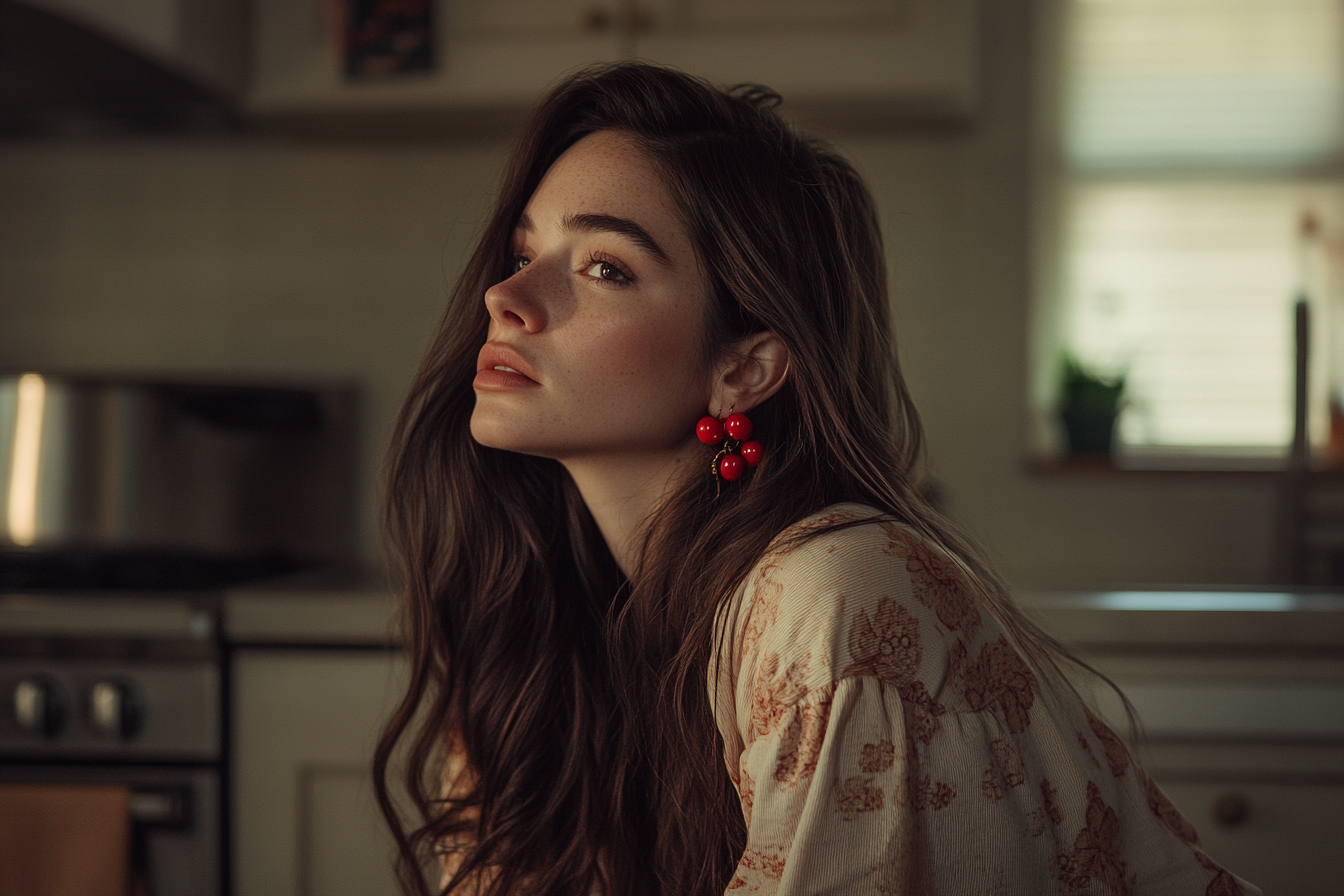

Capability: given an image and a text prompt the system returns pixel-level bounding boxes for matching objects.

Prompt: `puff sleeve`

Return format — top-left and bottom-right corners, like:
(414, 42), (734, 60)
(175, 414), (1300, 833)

(713, 506), (1260, 896)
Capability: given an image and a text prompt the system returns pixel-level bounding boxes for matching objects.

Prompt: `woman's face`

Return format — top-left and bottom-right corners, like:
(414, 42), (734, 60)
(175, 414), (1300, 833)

(469, 130), (714, 465)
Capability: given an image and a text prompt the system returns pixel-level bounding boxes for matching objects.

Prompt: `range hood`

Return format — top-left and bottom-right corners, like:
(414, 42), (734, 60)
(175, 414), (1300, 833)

(0, 0), (248, 136)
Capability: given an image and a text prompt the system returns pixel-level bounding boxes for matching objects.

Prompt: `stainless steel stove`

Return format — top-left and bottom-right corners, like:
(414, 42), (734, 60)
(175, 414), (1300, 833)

(0, 592), (224, 895)
(0, 374), (360, 895)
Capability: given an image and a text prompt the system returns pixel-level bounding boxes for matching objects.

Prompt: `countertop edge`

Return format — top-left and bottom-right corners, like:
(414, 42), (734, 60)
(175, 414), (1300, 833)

(217, 589), (1344, 650)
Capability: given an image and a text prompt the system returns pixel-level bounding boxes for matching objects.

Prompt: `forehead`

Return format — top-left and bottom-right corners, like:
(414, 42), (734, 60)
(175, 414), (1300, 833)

(525, 130), (682, 231)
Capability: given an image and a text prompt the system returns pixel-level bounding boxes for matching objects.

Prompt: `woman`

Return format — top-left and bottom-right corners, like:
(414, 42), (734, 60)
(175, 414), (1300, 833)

(375, 63), (1257, 896)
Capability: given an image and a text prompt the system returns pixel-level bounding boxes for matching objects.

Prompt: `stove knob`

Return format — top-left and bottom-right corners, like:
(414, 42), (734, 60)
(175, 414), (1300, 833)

(87, 680), (143, 740)
(12, 676), (68, 738)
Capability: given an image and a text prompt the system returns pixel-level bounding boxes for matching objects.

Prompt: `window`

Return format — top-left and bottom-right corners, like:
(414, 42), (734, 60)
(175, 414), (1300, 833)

(1034, 0), (1344, 462)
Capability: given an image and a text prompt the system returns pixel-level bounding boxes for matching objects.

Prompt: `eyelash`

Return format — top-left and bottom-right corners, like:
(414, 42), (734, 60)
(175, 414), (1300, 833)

(509, 252), (635, 286)
(581, 252), (633, 285)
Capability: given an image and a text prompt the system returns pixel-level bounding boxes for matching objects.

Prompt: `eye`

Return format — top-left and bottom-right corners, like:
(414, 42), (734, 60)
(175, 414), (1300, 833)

(583, 259), (631, 283)
(512, 256), (530, 273)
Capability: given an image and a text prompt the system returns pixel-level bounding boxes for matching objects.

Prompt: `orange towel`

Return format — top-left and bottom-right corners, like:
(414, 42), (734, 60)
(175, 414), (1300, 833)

(0, 784), (130, 896)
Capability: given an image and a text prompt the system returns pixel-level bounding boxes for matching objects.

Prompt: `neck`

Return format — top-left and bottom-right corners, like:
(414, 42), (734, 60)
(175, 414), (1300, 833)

(562, 441), (704, 577)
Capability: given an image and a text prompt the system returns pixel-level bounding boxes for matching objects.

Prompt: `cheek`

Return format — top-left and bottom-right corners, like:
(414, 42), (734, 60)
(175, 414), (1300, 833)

(571, 307), (704, 390)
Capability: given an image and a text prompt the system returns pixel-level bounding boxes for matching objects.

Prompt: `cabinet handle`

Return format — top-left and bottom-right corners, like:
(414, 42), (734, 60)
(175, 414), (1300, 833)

(1213, 792), (1250, 828)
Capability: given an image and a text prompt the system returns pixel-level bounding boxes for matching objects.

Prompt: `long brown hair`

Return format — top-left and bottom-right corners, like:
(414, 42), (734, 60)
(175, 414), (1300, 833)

(375, 62), (1080, 896)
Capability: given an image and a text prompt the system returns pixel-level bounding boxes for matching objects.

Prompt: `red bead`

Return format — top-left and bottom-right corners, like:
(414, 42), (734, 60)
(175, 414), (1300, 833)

(724, 413), (752, 441)
(719, 453), (744, 481)
(740, 440), (762, 466)
(696, 416), (724, 444)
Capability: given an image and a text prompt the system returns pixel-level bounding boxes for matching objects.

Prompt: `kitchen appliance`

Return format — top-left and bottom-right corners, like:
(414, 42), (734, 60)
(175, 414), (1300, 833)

(0, 594), (222, 895)
(0, 373), (358, 588)
(0, 0), (248, 138)
(0, 374), (359, 895)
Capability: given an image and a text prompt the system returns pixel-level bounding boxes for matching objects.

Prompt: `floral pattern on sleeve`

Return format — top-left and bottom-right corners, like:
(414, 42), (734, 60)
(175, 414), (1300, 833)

(842, 597), (922, 683)
(861, 739), (897, 773)
(952, 635), (1038, 734)
(981, 737), (1027, 801)
(1085, 706), (1131, 779)
(834, 774), (886, 820)
(774, 687), (833, 787)
(713, 505), (1263, 896)
(1144, 770), (1200, 846)
(839, 597), (947, 745)
(1055, 781), (1132, 895)
(881, 523), (982, 635)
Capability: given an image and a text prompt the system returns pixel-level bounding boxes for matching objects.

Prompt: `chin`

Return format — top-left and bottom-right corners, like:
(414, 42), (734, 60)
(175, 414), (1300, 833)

(469, 410), (543, 457)
(468, 411), (508, 450)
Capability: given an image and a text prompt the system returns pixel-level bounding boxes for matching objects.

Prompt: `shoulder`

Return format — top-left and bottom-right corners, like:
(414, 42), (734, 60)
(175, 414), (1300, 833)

(727, 503), (984, 694)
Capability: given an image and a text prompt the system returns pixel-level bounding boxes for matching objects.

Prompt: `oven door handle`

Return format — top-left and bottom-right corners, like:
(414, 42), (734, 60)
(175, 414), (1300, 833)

(128, 785), (191, 829)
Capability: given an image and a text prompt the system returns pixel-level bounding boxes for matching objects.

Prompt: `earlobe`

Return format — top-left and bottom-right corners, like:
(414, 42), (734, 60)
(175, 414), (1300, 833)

(711, 331), (791, 414)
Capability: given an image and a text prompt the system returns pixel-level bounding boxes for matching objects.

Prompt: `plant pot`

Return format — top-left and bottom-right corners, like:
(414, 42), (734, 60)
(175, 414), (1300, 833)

(1060, 407), (1117, 457)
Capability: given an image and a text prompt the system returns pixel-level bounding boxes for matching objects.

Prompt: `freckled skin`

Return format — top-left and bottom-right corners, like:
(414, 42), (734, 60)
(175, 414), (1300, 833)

(470, 130), (712, 466)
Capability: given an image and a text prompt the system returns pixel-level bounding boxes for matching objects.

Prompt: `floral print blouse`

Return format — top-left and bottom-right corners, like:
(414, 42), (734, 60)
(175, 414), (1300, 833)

(710, 504), (1261, 896)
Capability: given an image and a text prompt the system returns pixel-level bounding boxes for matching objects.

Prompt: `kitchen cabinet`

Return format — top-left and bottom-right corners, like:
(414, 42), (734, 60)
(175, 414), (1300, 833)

(245, 0), (977, 133)
(1090, 656), (1344, 895)
(228, 588), (1344, 893)
(232, 648), (407, 896)
(636, 0), (977, 122)
(1155, 769), (1344, 894)
(1027, 592), (1344, 896)
(248, 0), (622, 118)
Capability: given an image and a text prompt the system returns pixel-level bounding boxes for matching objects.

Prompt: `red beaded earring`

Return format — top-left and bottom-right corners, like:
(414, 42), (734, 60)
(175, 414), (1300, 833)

(695, 410), (763, 483)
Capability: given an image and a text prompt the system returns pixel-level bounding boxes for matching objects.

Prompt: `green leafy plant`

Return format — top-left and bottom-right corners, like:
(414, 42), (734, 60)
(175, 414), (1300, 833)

(1061, 355), (1125, 414)
(1059, 355), (1125, 456)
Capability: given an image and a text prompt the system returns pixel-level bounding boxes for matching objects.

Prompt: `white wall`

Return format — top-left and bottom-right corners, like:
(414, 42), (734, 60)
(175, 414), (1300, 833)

(0, 1), (1278, 587)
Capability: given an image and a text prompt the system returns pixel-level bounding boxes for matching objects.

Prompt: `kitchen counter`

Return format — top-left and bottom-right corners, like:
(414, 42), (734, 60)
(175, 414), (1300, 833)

(221, 584), (1344, 650)
(1018, 590), (1344, 650)
(222, 571), (398, 647)
(222, 584), (1344, 896)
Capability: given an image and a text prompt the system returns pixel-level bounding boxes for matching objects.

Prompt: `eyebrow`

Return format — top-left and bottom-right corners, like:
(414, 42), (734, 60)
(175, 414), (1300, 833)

(515, 212), (673, 267)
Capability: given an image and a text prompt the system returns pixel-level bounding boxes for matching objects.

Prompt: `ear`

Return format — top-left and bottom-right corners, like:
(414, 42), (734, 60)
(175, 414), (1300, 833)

(709, 331), (791, 415)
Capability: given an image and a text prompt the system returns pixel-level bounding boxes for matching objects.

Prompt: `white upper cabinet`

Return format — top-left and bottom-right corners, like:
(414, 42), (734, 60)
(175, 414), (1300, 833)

(636, 0), (978, 120)
(248, 0), (620, 115)
(245, 0), (978, 126)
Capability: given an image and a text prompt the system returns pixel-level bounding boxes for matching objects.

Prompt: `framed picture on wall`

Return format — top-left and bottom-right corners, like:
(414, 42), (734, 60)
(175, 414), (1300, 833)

(345, 0), (434, 79)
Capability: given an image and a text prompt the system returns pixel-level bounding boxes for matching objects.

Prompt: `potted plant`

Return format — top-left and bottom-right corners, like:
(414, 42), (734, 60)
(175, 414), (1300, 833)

(1059, 354), (1125, 457)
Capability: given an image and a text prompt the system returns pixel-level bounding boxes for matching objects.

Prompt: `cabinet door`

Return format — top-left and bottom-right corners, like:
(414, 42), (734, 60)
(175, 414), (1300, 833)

(248, 0), (624, 115)
(1078, 654), (1344, 896)
(248, 0), (978, 126)
(635, 0), (978, 121)
(1158, 779), (1344, 896)
(232, 649), (408, 896)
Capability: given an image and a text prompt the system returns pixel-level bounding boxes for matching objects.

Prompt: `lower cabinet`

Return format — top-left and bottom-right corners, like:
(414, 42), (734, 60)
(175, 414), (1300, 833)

(232, 649), (407, 896)
(230, 643), (1344, 894)
(1158, 771), (1344, 894)
(1085, 653), (1344, 896)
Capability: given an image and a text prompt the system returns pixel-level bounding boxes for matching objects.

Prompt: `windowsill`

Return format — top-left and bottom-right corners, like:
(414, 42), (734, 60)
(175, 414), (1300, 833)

(1023, 453), (1315, 478)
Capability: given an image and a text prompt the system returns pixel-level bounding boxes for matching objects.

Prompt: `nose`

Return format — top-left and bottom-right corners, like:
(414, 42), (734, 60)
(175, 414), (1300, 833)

(484, 266), (547, 333)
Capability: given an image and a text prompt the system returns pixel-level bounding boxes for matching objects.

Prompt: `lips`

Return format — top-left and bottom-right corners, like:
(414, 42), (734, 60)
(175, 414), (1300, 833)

(475, 342), (541, 391)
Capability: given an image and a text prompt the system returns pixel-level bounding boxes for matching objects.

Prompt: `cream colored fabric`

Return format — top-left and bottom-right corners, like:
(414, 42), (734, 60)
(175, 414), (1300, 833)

(712, 504), (1261, 896)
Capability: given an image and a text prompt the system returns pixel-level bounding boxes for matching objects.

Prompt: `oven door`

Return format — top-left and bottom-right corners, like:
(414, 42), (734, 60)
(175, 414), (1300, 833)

(0, 763), (220, 896)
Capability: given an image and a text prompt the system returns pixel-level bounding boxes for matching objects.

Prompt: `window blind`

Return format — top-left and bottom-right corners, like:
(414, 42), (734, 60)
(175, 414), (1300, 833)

(1067, 0), (1344, 169)
(1064, 179), (1341, 448)
(1057, 0), (1344, 453)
